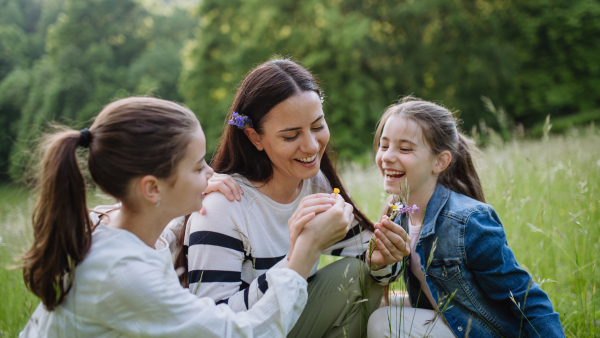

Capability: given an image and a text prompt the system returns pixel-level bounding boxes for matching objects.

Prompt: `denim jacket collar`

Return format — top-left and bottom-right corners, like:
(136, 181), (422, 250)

(415, 183), (451, 240)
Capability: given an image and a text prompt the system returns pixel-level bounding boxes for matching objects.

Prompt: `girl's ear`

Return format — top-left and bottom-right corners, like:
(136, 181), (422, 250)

(433, 150), (452, 175)
(138, 175), (161, 205)
(243, 128), (264, 151)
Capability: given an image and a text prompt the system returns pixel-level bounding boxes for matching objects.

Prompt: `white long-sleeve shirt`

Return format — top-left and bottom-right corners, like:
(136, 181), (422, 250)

(20, 208), (308, 338)
(184, 171), (401, 312)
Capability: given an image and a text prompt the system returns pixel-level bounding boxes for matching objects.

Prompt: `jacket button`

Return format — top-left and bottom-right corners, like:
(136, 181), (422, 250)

(442, 271), (447, 277)
(458, 326), (463, 331)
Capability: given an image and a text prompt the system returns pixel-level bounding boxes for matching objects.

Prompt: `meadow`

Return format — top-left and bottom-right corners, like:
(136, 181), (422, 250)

(1, 130), (599, 337)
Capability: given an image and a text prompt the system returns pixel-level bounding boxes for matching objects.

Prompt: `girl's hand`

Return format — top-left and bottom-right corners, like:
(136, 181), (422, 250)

(367, 215), (410, 270)
(300, 193), (354, 251)
(288, 193), (336, 256)
(287, 194), (354, 279)
(199, 173), (244, 215)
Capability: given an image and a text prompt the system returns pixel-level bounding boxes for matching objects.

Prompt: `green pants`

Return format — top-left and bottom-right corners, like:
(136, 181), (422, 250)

(288, 258), (383, 338)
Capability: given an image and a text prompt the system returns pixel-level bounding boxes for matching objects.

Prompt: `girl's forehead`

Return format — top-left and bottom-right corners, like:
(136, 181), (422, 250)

(382, 115), (424, 144)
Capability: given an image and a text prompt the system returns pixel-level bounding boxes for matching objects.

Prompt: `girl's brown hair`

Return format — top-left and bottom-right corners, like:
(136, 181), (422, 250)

(174, 58), (374, 286)
(20, 97), (199, 310)
(373, 96), (485, 203)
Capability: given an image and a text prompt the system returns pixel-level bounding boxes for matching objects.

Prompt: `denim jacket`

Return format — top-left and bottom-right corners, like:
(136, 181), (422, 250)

(395, 184), (565, 338)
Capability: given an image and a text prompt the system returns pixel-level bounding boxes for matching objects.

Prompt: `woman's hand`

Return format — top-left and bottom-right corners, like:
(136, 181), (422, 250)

(199, 173), (244, 215)
(287, 194), (354, 279)
(287, 193), (336, 255)
(367, 215), (410, 270)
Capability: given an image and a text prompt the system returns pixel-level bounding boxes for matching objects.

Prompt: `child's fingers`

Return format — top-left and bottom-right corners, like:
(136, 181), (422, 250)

(375, 228), (406, 262)
(289, 196), (336, 226)
(375, 238), (395, 262)
(289, 212), (316, 245)
(382, 218), (409, 244)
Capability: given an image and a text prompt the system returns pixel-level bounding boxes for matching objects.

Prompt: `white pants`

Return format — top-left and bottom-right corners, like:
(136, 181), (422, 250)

(368, 294), (455, 338)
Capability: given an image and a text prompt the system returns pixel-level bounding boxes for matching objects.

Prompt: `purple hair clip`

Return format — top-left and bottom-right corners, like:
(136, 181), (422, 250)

(228, 112), (254, 130)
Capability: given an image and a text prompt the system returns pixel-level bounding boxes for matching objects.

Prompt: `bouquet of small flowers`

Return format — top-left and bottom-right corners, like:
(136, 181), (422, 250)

(388, 177), (419, 220)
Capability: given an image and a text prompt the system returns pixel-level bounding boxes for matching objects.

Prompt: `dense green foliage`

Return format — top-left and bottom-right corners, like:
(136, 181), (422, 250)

(0, 0), (599, 180)
(181, 0), (600, 158)
(0, 0), (195, 180)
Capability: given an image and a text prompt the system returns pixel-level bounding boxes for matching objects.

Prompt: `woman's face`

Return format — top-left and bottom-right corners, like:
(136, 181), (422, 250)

(161, 126), (214, 216)
(252, 91), (330, 182)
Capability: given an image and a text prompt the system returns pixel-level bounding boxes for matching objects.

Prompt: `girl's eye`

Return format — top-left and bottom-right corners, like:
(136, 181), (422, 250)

(401, 148), (413, 152)
(312, 124), (325, 131)
(283, 134), (299, 141)
(197, 166), (205, 172)
(379, 145), (388, 149)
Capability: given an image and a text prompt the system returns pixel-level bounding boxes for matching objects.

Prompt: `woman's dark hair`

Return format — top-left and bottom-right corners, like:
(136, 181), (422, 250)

(212, 58), (372, 231)
(20, 97), (199, 310)
(173, 59), (374, 285)
(373, 96), (485, 203)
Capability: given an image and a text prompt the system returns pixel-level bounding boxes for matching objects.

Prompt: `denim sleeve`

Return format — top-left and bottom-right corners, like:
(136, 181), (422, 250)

(464, 210), (566, 337)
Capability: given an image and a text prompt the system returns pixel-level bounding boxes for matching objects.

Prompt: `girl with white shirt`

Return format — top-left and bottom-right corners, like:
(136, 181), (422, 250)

(18, 97), (355, 338)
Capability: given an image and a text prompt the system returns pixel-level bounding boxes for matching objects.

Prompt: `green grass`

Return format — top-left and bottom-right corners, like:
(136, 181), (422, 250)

(0, 186), (115, 337)
(1, 131), (599, 337)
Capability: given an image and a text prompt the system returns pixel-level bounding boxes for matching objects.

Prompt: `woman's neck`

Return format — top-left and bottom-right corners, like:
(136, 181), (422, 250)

(251, 170), (304, 204)
(107, 204), (172, 248)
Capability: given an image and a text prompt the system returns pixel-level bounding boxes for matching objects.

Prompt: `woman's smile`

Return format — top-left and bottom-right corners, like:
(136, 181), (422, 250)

(294, 151), (319, 167)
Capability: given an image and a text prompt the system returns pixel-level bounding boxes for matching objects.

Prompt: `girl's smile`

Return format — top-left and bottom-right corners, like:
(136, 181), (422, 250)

(376, 115), (438, 198)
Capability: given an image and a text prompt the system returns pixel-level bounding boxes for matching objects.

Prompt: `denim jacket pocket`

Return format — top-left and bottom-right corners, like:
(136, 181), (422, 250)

(427, 263), (460, 282)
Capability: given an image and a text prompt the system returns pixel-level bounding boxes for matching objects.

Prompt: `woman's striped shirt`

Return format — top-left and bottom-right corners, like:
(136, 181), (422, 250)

(182, 171), (401, 312)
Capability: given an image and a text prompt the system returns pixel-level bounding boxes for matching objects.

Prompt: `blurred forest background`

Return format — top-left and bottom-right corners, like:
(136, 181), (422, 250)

(1, 0), (599, 182)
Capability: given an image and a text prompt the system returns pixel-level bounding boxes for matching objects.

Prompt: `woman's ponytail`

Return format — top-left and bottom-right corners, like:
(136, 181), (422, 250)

(21, 129), (92, 311)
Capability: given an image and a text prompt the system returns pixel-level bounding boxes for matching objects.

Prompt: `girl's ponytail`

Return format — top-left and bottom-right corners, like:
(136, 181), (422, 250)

(439, 134), (485, 203)
(21, 129), (92, 311)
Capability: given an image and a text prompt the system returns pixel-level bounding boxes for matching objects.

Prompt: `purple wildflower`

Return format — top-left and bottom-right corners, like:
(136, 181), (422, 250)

(228, 112), (253, 129)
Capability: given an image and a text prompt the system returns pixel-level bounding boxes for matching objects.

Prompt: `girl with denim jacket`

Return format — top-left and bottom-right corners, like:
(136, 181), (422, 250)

(366, 97), (565, 338)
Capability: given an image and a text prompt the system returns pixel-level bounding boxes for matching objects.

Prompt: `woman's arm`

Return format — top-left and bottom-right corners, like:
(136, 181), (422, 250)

(465, 209), (565, 337)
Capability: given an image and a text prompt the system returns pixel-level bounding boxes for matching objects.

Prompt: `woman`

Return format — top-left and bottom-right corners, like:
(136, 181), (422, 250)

(183, 59), (409, 337)
(19, 97), (354, 337)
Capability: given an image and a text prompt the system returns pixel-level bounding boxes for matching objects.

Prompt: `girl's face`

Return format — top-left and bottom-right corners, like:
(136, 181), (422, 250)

(161, 126), (214, 216)
(250, 91), (330, 182)
(375, 115), (438, 196)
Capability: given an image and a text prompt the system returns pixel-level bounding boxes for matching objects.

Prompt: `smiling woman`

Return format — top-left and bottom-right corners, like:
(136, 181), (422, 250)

(176, 59), (402, 338)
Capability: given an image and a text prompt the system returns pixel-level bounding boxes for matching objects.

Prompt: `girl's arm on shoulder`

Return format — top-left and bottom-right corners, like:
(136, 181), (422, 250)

(464, 209), (565, 337)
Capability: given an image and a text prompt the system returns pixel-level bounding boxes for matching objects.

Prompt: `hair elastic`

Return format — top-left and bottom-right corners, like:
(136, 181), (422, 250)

(78, 128), (91, 148)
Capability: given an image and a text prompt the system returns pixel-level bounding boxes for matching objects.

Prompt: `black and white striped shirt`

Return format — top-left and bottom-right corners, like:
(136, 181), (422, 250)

(184, 171), (400, 312)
